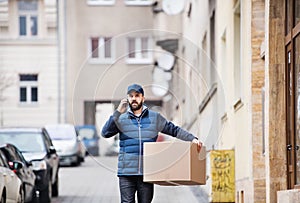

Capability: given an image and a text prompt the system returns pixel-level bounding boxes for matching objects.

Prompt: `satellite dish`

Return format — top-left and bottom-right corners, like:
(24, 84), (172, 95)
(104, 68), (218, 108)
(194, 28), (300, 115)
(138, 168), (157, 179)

(151, 82), (169, 97)
(157, 52), (175, 71)
(164, 72), (172, 81)
(153, 67), (164, 81)
(162, 0), (186, 15)
(153, 67), (172, 81)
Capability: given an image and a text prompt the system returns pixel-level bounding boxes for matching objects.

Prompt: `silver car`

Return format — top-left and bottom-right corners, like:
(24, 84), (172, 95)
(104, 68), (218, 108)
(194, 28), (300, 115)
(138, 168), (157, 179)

(0, 150), (23, 203)
(45, 124), (86, 166)
(0, 127), (60, 203)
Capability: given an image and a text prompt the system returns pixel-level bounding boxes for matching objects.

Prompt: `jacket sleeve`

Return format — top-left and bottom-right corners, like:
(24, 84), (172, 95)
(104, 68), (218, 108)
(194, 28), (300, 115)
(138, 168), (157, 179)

(101, 111), (121, 138)
(157, 113), (196, 142)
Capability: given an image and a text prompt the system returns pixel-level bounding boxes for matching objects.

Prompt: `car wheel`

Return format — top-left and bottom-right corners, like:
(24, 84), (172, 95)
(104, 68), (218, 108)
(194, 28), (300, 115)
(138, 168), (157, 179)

(39, 179), (51, 203)
(0, 190), (5, 203)
(72, 156), (80, 166)
(31, 186), (38, 203)
(52, 172), (59, 197)
(80, 155), (85, 162)
(17, 187), (25, 203)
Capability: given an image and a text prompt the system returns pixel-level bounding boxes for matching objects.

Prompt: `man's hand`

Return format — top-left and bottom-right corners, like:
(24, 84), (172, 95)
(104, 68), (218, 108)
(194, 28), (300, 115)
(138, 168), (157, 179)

(192, 138), (203, 152)
(117, 99), (128, 114)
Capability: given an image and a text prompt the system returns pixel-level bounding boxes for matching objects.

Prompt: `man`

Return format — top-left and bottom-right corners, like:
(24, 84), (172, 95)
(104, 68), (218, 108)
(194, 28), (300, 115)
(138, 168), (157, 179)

(101, 84), (203, 203)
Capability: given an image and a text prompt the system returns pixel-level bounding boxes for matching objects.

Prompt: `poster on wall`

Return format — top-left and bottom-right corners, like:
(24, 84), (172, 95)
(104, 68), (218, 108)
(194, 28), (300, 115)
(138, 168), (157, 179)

(210, 150), (235, 202)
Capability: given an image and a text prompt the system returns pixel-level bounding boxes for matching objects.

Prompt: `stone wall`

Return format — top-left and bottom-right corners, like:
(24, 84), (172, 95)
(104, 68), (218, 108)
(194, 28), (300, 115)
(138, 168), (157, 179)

(251, 0), (266, 202)
(265, 0), (287, 202)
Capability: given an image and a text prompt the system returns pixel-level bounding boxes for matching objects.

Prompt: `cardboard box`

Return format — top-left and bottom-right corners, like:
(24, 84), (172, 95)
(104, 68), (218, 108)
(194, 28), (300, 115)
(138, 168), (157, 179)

(143, 141), (206, 186)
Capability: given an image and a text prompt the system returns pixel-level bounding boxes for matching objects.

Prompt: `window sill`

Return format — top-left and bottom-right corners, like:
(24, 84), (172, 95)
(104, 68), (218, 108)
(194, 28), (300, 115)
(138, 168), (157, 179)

(221, 113), (228, 123)
(233, 98), (243, 112)
(89, 58), (115, 64)
(0, 38), (56, 45)
(87, 1), (115, 6)
(126, 58), (153, 64)
(19, 102), (39, 107)
(198, 83), (217, 114)
(124, 1), (153, 6)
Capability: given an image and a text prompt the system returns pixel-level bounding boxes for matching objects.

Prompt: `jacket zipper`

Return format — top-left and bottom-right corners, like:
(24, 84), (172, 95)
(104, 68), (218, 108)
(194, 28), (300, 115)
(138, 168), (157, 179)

(135, 109), (147, 174)
(137, 118), (142, 174)
(129, 108), (147, 175)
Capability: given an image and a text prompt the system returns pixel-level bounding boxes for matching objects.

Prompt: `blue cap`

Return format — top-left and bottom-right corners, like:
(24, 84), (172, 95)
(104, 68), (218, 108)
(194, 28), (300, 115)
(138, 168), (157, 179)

(127, 84), (144, 95)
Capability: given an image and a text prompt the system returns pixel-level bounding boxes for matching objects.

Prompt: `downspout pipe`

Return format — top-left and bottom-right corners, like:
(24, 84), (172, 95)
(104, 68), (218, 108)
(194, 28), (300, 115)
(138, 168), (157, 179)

(56, 0), (61, 123)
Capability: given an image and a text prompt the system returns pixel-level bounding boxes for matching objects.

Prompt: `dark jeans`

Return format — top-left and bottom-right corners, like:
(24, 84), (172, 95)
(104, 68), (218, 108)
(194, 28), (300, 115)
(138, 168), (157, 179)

(119, 176), (154, 203)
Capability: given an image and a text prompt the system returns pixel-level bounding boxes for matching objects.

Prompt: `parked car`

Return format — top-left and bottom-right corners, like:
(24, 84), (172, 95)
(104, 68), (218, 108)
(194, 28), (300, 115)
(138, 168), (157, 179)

(0, 150), (24, 203)
(0, 127), (60, 203)
(0, 144), (36, 202)
(75, 125), (100, 156)
(45, 124), (86, 166)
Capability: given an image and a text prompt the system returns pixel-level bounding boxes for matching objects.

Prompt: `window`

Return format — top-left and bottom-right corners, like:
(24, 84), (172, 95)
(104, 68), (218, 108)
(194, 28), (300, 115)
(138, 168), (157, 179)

(285, 0), (300, 188)
(124, 0), (153, 6)
(126, 37), (153, 64)
(233, 2), (241, 105)
(0, 151), (8, 168)
(18, 0), (38, 37)
(89, 37), (114, 64)
(87, 0), (115, 6)
(210, 11), (216, 85)
(19, 74), (38, 104)
(201, 33), (209, 86)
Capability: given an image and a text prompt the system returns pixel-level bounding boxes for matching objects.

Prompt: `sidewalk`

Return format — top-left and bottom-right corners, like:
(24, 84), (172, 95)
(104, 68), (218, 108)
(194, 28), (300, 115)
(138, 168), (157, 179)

(154, 185), (202, 203)
(53, 156), (207, 203)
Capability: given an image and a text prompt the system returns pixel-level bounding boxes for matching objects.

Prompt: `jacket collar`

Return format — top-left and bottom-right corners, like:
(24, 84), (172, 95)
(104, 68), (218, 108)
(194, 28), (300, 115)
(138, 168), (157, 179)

(127, 105), (148, 118)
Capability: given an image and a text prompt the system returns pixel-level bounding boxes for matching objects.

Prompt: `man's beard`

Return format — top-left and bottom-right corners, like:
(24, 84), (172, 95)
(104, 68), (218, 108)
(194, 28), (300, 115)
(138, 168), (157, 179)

(129, 101), (143, 111)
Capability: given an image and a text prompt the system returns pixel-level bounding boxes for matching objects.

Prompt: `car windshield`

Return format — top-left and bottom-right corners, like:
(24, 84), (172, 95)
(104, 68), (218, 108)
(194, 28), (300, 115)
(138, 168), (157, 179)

(78, 128), (95, 139)
(46, 126), (76, 140)
(0, 132), (45, 153)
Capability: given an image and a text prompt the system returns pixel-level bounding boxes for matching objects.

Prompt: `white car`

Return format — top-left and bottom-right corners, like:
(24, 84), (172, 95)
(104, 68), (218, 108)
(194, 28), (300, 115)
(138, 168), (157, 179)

(45, 124), (86, 166)
(0, 150), (23, 203)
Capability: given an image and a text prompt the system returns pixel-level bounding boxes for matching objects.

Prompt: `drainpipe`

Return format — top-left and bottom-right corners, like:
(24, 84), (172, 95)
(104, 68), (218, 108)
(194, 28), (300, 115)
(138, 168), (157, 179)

(56, 0), (61, 123)
(63, 0), (67, 123)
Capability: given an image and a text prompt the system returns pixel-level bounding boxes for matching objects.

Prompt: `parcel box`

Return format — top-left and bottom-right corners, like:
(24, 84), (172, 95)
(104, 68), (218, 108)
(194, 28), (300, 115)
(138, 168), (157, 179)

(143, 141), (206, 186)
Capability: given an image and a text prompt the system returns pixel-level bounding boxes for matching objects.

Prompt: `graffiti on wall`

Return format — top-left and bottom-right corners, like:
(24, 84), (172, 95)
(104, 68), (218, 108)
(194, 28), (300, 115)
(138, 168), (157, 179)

(210, 150), (235, 202)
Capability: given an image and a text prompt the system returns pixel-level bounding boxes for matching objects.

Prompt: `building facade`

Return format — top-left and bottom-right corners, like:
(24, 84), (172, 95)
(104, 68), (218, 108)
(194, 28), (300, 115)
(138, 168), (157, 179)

(166, 0), (300, 202)
(0, 0), (65, 126)
(2, 0), (300, 202)
(65, 0), (182, 126)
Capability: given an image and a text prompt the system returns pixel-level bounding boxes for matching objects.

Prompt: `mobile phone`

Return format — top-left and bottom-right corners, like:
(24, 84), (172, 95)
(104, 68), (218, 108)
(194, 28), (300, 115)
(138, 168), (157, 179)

(123, 99), (128, 108)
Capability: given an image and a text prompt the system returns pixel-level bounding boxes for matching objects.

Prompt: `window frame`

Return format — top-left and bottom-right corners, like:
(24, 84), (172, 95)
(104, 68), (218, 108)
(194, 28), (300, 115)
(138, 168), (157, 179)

(88, 36), (115, 64)
(19, 74), (38, 105)
(233, 1), (242, 110)
(285, 0), (300, 189)
(126, 36), (153, 64)
(18, 0), (38, 37)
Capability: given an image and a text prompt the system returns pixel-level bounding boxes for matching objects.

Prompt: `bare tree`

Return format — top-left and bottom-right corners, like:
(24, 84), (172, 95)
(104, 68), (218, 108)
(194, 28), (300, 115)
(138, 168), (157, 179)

(0, 71), (14, 126)
(0, 72), (13, 101)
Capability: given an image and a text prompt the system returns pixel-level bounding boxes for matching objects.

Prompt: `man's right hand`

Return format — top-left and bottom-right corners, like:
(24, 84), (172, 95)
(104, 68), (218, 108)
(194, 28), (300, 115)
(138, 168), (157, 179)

(117, 98), (128, 114)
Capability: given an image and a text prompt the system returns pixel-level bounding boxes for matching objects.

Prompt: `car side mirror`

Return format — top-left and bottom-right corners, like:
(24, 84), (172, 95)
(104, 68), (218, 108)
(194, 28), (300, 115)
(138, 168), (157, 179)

(26, 161), (33, 167)
(9, 161), (24, 170)
(77, 135), (83, 141)
(49, 146), (57, 154)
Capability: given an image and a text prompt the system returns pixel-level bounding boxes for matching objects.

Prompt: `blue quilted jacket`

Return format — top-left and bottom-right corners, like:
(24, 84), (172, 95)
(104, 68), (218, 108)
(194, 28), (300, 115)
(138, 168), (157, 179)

(101, 106), (196, 176)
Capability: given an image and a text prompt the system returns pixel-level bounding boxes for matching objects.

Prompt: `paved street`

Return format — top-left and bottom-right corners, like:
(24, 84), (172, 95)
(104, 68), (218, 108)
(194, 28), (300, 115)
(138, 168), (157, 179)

(52, 156), (203, 203)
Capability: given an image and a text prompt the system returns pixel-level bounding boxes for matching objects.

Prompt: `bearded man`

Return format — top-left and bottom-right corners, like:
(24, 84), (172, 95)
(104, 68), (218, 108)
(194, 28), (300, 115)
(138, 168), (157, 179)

(101, 84), (202, 203)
